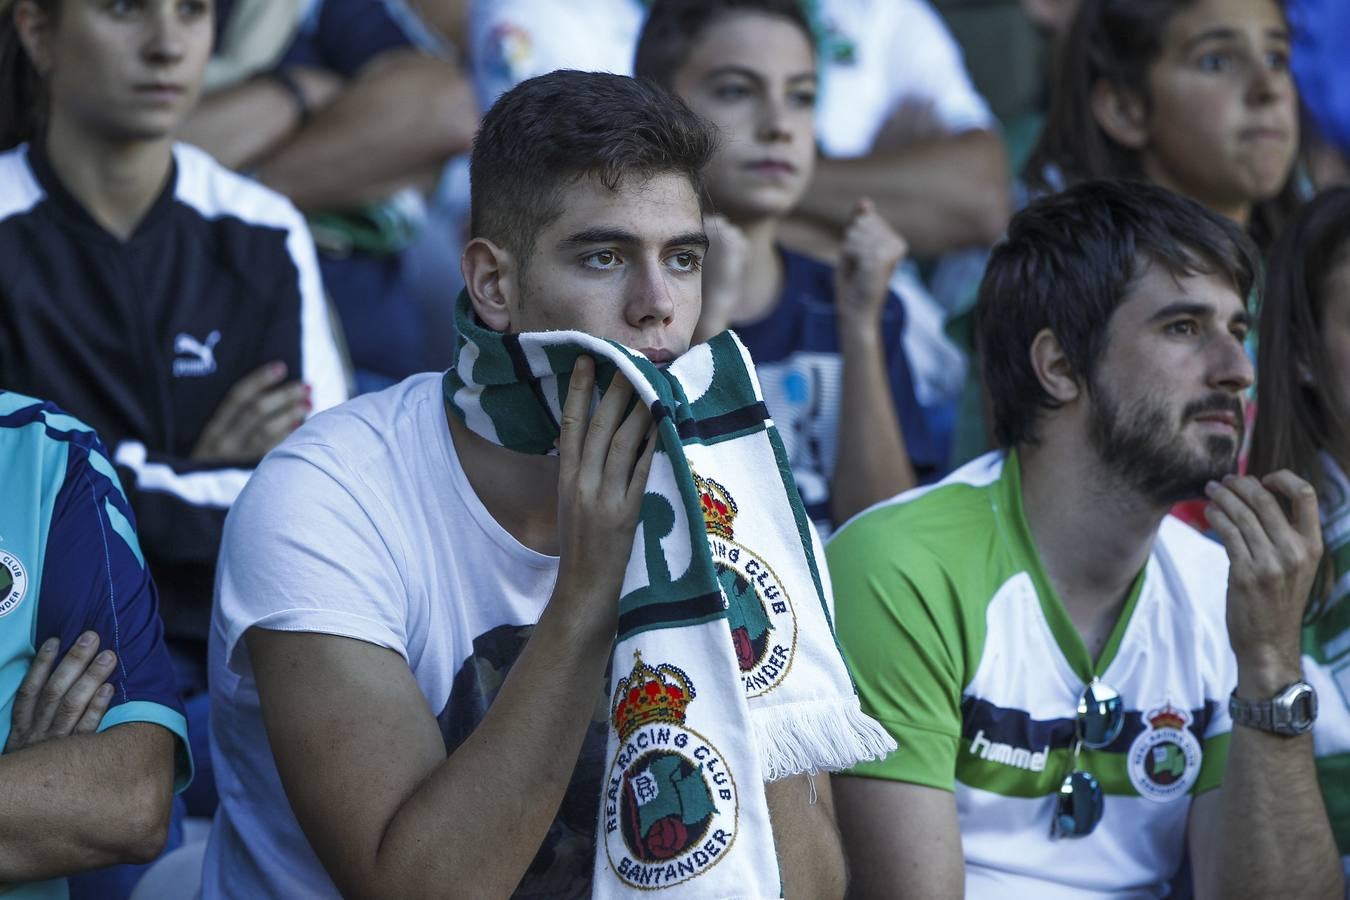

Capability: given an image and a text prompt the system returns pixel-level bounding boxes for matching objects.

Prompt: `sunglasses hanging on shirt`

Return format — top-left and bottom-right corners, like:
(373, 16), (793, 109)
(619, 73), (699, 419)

(1052, 679), (1125, 839)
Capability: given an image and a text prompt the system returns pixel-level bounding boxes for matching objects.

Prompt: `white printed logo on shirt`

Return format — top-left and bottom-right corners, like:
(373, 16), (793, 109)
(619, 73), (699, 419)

(0, 551), (28, 617)
(173, 330), (221, 377)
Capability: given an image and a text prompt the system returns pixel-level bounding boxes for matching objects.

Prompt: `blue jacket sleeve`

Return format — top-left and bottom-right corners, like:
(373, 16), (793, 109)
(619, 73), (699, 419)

(36, 430), (194, 790)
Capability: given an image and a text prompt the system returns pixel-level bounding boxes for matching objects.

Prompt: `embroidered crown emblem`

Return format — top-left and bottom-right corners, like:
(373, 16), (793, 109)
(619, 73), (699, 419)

(695, 473), (738, 540)
(1147, 703), (1188, 731)
(612, 652), (695, 742)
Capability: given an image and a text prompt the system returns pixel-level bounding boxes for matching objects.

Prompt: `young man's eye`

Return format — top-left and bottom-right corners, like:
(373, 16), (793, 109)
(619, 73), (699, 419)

(180, 0), (211, 17)
(789, 89), (817, 109)
(1166, 320), (1199, 336)
(667, 251), (703, 273)
(108, 0), (139, 13)
(582, 250), (620, 270)
(1265, 49), (1290, 71)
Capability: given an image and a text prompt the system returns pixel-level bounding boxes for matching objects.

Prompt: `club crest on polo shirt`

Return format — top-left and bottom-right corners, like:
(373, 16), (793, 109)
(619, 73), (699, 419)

(1128, 703), (1203, 801)
(0, 550), (28, 618)
(604, 653), (738, 889)
(697, 473), (799, 697)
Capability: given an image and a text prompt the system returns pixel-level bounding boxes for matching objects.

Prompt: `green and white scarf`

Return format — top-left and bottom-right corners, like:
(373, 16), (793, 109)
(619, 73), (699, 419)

(443, 292), (895, 897)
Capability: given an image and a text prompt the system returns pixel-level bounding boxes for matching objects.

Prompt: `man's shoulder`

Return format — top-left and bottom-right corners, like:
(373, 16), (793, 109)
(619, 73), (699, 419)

(0, 391), (111, 477)
(257, 373), (445, 486)
(828, 452), (1004, 576)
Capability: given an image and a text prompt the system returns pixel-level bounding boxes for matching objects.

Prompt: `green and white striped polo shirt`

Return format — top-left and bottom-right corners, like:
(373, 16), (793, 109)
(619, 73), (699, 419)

(829, 450), (1236, 899)
(1311, 457), (1350, 888)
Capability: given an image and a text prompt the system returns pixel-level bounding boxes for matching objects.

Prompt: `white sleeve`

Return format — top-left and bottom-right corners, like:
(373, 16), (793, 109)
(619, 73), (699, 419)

(283, 206), (350, 414)
(215, 440), (410, 678)
(884, 0), (995, 134)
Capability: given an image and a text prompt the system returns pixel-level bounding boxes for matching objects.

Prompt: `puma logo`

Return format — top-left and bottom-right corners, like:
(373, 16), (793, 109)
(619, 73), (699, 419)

(173, 331), (221, 377)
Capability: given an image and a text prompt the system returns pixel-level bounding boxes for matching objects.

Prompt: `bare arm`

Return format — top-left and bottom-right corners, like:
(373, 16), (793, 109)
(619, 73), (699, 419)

(253, 50), (477, 213)
(832, 775), (964, 899)
(0, 722), (175, 882)
(831, 200), (916, 525)
(794, 131), (1010, 259)
(248, 359), (655, 899)
(179, 67), (340, 171)
(1190, 473), (1344, 899)
(767, 775), (847, 899)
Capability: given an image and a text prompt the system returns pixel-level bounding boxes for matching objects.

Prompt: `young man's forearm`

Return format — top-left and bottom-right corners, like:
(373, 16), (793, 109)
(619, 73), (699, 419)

(831, 323), (915, 525)
(0, 723), (175, 882)
(255, 52), (477, 213)
(1204, 661), (1343, 899)
(797, 132), (1010, 258)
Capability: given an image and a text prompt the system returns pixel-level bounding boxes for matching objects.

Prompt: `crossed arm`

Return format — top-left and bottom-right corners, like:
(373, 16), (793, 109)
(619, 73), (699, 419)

(793, 131), (1011, 260)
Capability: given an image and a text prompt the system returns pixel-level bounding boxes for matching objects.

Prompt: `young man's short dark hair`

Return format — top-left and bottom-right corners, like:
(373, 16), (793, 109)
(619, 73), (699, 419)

(634, 0), (815, 91)
(976, 178), (1258, 449)
(469, 69), (717, 260)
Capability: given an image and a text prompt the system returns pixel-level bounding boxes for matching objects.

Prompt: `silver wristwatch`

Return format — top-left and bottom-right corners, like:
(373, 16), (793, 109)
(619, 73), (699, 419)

(1229, 681), (1318, 735)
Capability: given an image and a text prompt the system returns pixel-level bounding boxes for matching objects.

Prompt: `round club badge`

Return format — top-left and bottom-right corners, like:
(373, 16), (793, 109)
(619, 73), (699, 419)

(695, 473), (799, 697)
(1127, 703), (1203, 802)
(603, 653), (739, 890)
(0, 551), (28, 618)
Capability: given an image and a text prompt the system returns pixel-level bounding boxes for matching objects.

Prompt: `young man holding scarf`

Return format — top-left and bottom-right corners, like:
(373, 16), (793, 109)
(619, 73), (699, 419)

(203, 70), (888, 899)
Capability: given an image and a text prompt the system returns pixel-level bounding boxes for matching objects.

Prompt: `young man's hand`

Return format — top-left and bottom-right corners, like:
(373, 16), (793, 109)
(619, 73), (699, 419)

(695, 214), (751, 343)
(833, 199), (908, 336)
(6, 632), (118, 753)
(550, 356), (657, 637)
(191, 361), (312, 464)
(1204, 471), (1323, 695)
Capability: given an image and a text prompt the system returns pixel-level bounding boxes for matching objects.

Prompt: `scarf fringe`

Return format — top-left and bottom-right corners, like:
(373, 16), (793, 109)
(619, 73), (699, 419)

(752, 698), (898, 782)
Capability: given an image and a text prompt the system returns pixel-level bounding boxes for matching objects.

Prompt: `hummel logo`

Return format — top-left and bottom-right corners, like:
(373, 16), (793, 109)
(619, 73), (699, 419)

(173, 331), (221, 377)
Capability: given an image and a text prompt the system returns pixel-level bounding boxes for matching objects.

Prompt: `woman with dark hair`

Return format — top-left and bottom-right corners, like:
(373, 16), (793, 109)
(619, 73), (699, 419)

(0, 2), (347, 882)
(1250, 186), (1350, 884)
(1025, 0), (1301, 251)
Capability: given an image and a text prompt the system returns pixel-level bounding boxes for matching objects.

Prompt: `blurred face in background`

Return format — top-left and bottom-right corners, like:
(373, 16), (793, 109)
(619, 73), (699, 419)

(1137, 0), (1297, 221)
(17, 0), (214, 144)
(671, 11), (817, 223)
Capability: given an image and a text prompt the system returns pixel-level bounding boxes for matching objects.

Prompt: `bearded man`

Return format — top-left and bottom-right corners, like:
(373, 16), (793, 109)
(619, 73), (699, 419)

(827, 180), (1344, 899)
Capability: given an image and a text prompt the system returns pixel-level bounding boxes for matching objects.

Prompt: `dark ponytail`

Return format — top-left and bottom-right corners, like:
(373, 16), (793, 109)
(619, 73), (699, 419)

(0, 1), (58, 152)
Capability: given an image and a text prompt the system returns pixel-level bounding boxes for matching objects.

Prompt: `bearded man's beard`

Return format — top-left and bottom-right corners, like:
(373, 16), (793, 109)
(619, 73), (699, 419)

(1088, 379), (1243, 506)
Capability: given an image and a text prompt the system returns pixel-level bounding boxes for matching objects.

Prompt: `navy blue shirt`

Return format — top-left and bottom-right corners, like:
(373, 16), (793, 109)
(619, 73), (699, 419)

(735, 248), (937, 534)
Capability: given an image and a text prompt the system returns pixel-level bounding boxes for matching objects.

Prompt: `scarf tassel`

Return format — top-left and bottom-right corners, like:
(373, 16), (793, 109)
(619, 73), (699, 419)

(752, 697), (898, 782)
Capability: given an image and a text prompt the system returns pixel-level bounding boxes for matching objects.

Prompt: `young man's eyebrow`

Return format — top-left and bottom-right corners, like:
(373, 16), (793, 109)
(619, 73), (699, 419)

(1148, 301), (1250, 327)
(667, 231), (710, 250)
(558, 228), (640, 249)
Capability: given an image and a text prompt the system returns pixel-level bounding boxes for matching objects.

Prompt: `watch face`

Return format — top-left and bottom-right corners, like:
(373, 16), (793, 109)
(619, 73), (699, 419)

(1281, 683), (1318, 732)
(1290, 686), (1318, 729)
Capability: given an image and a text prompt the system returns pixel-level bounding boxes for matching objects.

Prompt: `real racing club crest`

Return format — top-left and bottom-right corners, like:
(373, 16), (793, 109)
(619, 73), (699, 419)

(1127, 703), (1203, 802)
(695, 472), (799, 697)
(603, 653), (739, 889)
(0, 550), (28, 618)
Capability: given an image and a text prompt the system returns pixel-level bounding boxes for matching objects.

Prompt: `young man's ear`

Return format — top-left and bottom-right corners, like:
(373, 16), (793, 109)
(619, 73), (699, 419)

(1030, 328), (1081, 404)
(1089, 79), (1149, 150)
(13, 1), (55, 75)
(461, 237), (518, 332)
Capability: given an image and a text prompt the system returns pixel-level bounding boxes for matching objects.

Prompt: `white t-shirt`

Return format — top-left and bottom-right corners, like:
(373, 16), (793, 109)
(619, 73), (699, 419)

(201, 373), (609, 898)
